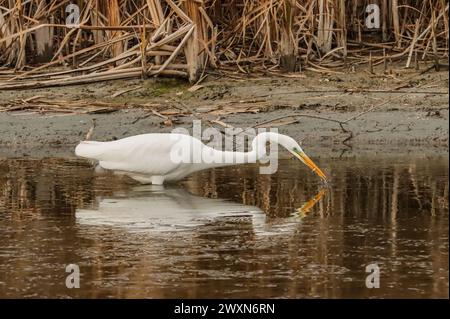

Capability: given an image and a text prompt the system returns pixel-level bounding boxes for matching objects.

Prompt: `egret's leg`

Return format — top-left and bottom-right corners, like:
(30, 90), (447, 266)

(94, 164), (107, 174)
(127, 174), (153, 184)
(151, 176), (165, 185)
(131, 185), (165, 191)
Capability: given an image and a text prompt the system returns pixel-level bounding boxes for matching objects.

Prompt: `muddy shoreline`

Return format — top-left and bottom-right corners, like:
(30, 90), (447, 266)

(1, 67), (448, 158)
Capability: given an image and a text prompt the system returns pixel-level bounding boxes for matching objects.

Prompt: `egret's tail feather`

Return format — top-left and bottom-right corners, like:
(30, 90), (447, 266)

(75, 141), (107, 160)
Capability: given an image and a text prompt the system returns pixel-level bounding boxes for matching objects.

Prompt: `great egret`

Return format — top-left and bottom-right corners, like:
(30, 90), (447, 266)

(75, 132), (327, 185)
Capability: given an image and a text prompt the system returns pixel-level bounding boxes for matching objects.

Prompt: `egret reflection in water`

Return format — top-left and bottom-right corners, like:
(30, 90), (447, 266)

(76, 186), (265, 232)
(76, 186), (327, 233)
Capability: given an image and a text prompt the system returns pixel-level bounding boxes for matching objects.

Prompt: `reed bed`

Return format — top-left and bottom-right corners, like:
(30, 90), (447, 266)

(0, 0), (448, 87)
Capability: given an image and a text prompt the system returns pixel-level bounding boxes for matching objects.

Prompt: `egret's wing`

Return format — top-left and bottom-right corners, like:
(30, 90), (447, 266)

(76, 133), (190, 176)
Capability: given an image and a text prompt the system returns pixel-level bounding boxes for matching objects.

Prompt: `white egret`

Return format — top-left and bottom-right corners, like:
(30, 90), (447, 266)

(75, 132), (327, 185)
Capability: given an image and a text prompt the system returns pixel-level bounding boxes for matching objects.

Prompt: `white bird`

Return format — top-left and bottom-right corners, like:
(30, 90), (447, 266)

(75, 132), (327, 185)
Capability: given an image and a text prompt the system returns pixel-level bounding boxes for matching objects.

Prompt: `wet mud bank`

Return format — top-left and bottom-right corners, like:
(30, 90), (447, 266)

(0, 108), (448, 158)
(0, 69), (448, 158)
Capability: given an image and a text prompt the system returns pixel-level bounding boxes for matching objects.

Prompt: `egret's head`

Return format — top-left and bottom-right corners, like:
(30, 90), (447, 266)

(278, 135), (327, 181)
(254, 132), (327, 181)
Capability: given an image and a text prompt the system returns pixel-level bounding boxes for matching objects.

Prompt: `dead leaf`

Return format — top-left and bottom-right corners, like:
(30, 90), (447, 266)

(163, 119), (173, 127)
(187, 84), (204, 92)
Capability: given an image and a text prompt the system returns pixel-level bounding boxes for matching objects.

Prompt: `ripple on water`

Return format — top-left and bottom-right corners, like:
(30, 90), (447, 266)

(0, 156), (448, 298)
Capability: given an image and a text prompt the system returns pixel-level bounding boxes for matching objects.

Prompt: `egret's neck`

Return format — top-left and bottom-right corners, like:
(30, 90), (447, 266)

(204, 132), (281, 166)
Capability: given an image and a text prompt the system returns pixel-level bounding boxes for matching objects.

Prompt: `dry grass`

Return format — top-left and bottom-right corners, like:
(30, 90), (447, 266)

(0, 0), (448, 86)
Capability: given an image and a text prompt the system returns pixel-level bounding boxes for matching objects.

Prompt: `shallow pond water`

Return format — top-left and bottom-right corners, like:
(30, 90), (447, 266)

(0, 156), (448, 298)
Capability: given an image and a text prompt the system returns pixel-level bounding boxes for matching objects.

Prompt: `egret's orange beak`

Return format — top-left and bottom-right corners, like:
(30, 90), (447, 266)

(293, 149), (327, 181)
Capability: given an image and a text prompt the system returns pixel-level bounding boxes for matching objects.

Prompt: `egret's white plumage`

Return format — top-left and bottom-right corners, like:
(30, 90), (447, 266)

(75, 132), (327, 185)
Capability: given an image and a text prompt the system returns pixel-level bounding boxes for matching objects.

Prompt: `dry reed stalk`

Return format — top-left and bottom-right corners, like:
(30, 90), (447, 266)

(107, 0), (123, 59)
(391, 0), (400, 45)
(91, 0), (106, 45)
(0, 0), (447, 83)
(317, 0), (334, 54)
(279, 0), (296, 72)
(182, 0), (207, 82)
(406, 18), (421, 68)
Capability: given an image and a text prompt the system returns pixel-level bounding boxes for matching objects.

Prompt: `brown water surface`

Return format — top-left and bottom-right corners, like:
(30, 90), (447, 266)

(0, 156), (448, 298)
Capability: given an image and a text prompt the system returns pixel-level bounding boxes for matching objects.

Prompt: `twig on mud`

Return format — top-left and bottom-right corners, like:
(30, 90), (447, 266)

(232, 113), (354, 148)
(131, 109), (169, 124)
(0, 98), (123, 114)
(341, 131), (354, 148)
(131, 113), (152, 124)
(253, 116), (299, 128)
(210, 118), (235, 129)
(219, 113), (354, 146)
(254, 88), (447, 98)
(343, 76), (448, 124)
(252, 114), (349, 133)
(85, 119), (96, 141)
(111, 86), (143, 98)
(169, 97), (198, 117)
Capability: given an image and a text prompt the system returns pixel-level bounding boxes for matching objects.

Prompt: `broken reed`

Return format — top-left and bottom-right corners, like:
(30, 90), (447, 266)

(0, 0), (448, 85)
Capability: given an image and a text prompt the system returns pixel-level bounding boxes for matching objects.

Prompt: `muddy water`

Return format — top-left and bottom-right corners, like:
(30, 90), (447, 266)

(0, 156), (448, 298)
